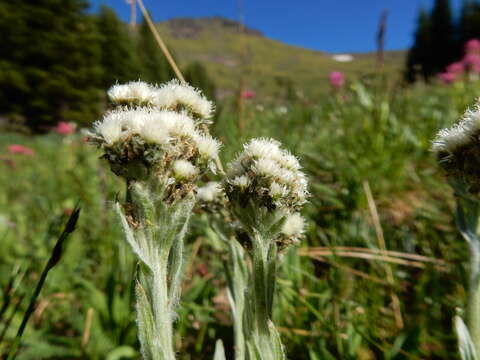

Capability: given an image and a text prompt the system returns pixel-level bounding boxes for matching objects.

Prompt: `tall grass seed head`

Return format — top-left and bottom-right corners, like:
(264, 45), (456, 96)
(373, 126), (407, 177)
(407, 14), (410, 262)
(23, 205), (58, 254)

(153, 79), (214, 121)
(432, 102), (480, 193)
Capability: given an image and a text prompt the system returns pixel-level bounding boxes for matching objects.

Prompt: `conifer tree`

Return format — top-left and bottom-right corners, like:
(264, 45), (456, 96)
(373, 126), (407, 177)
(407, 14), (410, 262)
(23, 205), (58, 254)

(430, 0), (456, 74)
(405, 9), (433, 82)
(459, 0), (480, 44)
(137, 17), (175, 84)
(97, 6), (142, 88)
(0, 0), (102, 130)
(184, 61), (216, 102)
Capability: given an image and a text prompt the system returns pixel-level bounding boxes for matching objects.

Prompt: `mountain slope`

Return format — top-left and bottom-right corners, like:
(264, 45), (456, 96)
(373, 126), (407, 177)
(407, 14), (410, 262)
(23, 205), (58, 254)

(156, 17), (406, 98)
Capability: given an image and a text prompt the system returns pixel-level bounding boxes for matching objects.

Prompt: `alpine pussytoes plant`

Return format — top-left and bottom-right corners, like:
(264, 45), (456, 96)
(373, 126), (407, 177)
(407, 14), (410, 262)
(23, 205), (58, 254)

(196, 182), (248, 360)
(88, 80), (220, 360)
(223, 139), (308, 360)
(433, 102), (480, 360)
(197, 139), (308, 360)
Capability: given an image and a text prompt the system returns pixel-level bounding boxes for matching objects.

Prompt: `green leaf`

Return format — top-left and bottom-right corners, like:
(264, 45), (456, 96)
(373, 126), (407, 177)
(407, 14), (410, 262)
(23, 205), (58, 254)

(105, 346), (138, 360)
(135, 282), (156, 360)
(213, 339), (226, 360)
(455, 315), (478, 360)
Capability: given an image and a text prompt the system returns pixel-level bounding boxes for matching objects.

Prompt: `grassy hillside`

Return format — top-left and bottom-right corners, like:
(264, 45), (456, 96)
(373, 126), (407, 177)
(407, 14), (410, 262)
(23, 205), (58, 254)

(156, 17), (406, 98)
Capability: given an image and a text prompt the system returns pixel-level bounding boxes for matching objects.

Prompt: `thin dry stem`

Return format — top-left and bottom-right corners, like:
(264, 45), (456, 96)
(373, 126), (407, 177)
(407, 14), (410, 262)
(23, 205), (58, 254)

(363, 180), (404, 329)
(302, 251), (448, 271)
(136, 0), (185, 83)
(300, 247), (448, 267)
(81, 308), (95, 349)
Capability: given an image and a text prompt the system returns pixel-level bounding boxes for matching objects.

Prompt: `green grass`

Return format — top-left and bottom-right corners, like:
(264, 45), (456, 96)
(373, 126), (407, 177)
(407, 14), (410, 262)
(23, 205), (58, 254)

(0, 77), (479, 359)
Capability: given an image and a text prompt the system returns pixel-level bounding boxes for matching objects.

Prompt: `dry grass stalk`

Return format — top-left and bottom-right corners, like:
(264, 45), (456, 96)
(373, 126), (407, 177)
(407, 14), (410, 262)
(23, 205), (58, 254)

(363, 180), (404, 329)
(81, 307), (95, 349)
(300, 247), (448, 268)
(136, 0), (185, 83)
(302, 251), (449, 272)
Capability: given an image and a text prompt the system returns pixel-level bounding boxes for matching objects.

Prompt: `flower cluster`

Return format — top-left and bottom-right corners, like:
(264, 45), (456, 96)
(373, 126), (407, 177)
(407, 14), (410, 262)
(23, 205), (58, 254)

(329, 71), (345, 89)
(276, 212), (306, 250)
(226, 138), (308, 211)
(107, 81), (156, 106)
(7, 144), (35, 156)
(89, 81), (220, 201)
(197, 181), (223, 203)
(432, 102), (480, 192)
(107, 80), (214, 121)
(224, 138), (308, 248)
(439, 38), (480, 83)
(195, 181), (228, 215)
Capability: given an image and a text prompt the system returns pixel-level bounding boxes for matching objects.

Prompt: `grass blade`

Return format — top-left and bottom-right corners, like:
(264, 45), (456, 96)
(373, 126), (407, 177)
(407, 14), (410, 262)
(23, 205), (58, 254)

(6, 205), (81, 360)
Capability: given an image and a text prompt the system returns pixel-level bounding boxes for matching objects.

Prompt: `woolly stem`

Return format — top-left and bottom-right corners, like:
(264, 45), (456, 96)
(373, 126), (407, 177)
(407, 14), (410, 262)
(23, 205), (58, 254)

(251, 232), (271, 336)
(468, 241), (480, 358)
(154, 264), (175, 360)
(242, 230), (284, 360)
(227, 240), (247, 360)
(118, 179), (194, 360)
(456, 190), (480, 358)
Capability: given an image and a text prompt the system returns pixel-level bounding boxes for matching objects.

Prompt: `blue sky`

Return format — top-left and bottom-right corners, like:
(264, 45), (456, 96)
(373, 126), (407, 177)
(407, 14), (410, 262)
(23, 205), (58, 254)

(89, 0), (464, 53)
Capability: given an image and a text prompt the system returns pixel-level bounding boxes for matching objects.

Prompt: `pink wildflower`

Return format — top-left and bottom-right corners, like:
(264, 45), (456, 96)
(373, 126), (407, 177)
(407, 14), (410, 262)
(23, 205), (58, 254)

(439, 72), (457, 84)
(465, 39), (480, 54)
(7, 145), (35, 155)
(241, 90), (256, 99)
(446, 61), (464, 74)
(463, 53), (480, 74)
(54, 121), (76, 136)
(329, 71), (345, 89)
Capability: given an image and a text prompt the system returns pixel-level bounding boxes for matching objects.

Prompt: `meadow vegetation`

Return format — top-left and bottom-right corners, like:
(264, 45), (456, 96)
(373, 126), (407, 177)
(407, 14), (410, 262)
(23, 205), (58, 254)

(1, 75), (479, 359)
(4, 0), (480, 358)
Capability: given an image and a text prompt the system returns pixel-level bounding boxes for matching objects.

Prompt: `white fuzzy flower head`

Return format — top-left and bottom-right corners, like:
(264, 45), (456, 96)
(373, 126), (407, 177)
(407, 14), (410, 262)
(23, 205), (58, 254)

(432, 103), (480, 154)
(94, 114), (122, 145)
(225, 138), (308, 212)
(173, 160), (198, 179)
(152, 80), (214, 120)
(281, 213), (305, 238)
(245, 138), (284, 160)
(161, 111), (196, 138)
(94, 108), (150, 145)
(197, 182), (222, 202)
(432, 101), (480, 193)
(269, 182), (288, 199)
(107, 81), (156, 106)
(276, 213), (306, 250)
(89, 80), (221, 202)
(194, 134), (221, 159)
(140, 115), (171, 145)
(231, 175), (251, 189)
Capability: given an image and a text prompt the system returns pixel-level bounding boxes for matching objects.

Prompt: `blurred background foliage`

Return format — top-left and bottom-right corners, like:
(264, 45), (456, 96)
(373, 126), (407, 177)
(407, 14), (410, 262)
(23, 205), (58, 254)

(0, 78), (478, 359)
